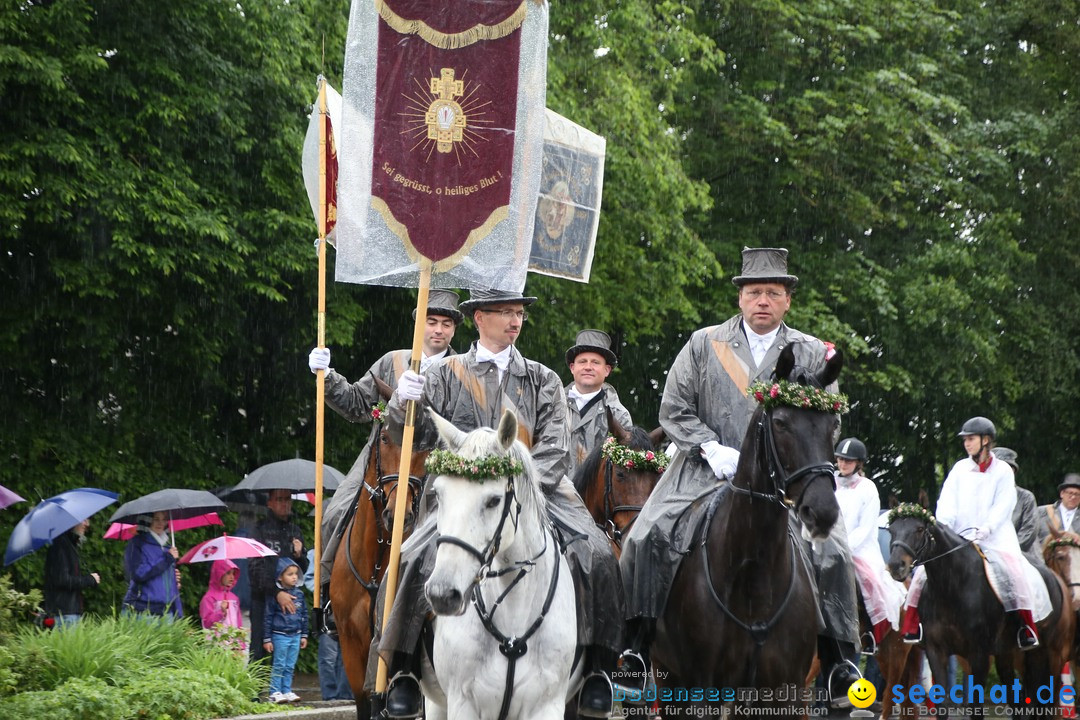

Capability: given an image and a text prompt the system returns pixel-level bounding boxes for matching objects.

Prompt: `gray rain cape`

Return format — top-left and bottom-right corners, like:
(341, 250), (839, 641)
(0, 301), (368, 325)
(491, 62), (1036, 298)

(565, 382), (633, 478)
(371, 342), (624, 679)
(319, 347), (455, 582)
(619, 316), (859, 645)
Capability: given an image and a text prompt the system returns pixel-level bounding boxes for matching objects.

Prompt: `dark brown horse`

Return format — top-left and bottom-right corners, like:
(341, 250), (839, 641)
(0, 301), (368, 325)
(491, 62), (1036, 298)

(572, 409), (665, 558)
(329, 379), (427, 718)
(888, 505), (1073, 711)
(652, 345), (844, 714)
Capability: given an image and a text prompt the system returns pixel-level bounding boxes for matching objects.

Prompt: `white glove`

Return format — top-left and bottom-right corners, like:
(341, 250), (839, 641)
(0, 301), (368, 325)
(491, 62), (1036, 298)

(308, 347), (330, 374)
(973, 526), (990, 542)
(700, 441), (740, 480)
(396, 369), (425, 403)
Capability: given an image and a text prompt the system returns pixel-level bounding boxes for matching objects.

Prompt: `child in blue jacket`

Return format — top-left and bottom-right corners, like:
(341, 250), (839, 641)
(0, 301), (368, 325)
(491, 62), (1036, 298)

(262, 557), (308, 703)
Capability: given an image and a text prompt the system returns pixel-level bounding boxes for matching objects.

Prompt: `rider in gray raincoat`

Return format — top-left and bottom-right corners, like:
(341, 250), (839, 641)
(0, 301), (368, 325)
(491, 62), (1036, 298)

(564, 329), (633, 477)
(375, 289), (625, 719)
(619, 247), (861, 703)
(307, 289), (462, 606)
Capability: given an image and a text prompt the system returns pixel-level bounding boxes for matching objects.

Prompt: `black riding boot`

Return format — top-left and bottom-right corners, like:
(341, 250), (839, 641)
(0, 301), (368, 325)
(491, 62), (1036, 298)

(383, 652), (422, 719)
(578, 646), (615, 718)
(819, 636), (861, 709)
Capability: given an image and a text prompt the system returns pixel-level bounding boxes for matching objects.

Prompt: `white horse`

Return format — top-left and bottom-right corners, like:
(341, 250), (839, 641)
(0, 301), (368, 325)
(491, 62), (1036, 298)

(421, 409), (579, 720)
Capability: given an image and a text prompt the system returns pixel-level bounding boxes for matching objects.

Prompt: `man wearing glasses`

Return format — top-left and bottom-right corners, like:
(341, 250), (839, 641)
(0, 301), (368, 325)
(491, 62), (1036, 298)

(620, 246), (863, 706)
(1036, 473), (1080, 541)
(376, 288), (626, 719)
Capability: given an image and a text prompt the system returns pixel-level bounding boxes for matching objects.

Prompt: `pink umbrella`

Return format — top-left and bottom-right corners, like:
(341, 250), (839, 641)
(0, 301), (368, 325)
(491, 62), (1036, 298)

(0, 484), (26, 510)
(179, 534), (277, 564)
(103, 512), (224, 541)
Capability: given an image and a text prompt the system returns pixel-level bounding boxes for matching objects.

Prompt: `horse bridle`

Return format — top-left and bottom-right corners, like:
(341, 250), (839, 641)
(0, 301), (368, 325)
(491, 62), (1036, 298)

(889, 521), (972, 568)
(599, 459), (647, 544)
(433, 472), (558, 720)
(728, 407), (837, 507)
(343, 431), (426, 597)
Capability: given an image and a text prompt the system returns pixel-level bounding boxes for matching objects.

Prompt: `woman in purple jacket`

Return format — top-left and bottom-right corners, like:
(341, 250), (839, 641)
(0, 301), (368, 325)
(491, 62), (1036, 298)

(122, 511), (183, 619)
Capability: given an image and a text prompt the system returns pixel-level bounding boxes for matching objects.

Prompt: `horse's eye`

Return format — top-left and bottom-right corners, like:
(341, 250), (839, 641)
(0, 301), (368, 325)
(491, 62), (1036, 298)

(615, 470), (626, 481)
(485, 496), (501, 510)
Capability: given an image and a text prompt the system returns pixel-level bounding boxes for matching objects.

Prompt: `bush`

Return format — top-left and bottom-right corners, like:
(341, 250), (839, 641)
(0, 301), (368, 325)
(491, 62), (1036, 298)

(0, 574), (43, 642)
(0, 676), (126, 720)
(0, 614), (269, 718)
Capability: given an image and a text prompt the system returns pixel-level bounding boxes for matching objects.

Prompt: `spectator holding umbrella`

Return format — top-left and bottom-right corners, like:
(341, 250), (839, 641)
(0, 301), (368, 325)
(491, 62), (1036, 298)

(43, 517), (100, 627)
(122, 511), (183, 619)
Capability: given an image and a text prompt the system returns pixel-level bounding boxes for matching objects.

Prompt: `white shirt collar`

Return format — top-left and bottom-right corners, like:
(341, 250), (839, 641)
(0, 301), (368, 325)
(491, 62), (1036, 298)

(475, 343), (512, 380)
(568, 386), (601, 411)
(420, 348), (448, 374)
(745, 325), (779, 366)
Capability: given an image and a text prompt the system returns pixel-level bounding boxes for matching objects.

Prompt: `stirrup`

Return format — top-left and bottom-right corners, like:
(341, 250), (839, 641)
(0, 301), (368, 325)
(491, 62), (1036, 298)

(321, 598), (337, 638)
(902, 623), (923, 645)
(617, 650), (649, 695)
(827, 660), (862, 710)
(860, 631), (877, 657)
(1018, 626), (1040, 651)
(578, 671), (614, 719)
(385, 672), (422, 720)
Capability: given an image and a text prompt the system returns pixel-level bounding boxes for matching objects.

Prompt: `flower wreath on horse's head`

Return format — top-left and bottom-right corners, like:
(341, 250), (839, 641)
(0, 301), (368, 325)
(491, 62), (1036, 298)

(887, 502), (936, 526)
(747, 380), (849, 414)
(1045, 533), (1080, 553)
(424, 448), (524, 483)
(370, 401), (387, 423)
(601, 436), (669, 473)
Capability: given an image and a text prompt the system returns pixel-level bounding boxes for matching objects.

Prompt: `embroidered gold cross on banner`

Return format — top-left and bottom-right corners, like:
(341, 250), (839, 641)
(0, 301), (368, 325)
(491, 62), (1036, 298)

(426, 68), (466, 153)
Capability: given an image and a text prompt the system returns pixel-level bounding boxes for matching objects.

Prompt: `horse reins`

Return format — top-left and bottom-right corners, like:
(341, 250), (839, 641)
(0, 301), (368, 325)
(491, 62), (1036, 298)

(705, 406), (836, 685)
(433, 473), (559, 720)
(890, 523), (975, 569)
(342, 430), (426, 622)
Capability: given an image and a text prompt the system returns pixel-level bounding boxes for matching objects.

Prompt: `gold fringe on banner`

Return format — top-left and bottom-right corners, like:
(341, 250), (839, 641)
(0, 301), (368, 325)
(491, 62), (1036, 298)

(375, 0), (527, 49)
(370, 196), (509, 273)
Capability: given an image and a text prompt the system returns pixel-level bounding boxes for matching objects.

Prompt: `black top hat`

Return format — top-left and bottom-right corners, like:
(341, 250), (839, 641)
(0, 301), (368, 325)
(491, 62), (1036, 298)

(565, 329), (617, 367)
(411, 288), (464, 324)
(731, 247), (799, 288)
(459, 288), (538, 314)
(1059, 473), (1080, 493)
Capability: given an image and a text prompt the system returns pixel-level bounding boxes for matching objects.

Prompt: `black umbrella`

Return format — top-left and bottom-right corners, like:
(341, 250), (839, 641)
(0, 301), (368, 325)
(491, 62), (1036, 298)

(107, 488), (227, 526)
(228, 459), (344, 495)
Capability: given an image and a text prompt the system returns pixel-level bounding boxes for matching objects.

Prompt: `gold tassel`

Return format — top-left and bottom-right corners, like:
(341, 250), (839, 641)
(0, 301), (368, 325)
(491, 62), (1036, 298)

(375, 0), (527, 49)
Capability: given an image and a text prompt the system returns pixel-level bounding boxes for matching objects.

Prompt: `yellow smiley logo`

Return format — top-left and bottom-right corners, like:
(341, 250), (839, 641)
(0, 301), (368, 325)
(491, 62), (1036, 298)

(847, 678), (876, 709)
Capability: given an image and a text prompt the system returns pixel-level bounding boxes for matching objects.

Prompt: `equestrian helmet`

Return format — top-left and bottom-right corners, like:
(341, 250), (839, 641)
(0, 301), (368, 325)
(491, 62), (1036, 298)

(957, 416), (996, 438)
(834, 437), (867, 462)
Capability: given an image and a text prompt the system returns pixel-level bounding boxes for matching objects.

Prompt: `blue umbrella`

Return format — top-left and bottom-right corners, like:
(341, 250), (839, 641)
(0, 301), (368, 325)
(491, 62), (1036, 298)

(4, 488), (119, 566)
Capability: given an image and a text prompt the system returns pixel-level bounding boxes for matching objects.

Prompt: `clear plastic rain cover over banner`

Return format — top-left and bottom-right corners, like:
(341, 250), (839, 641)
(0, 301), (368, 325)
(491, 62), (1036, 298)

(335, 0), (549, 291)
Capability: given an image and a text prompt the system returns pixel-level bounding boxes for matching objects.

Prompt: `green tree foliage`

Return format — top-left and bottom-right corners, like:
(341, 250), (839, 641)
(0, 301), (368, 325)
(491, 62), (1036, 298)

(3, 0), (1080, 611)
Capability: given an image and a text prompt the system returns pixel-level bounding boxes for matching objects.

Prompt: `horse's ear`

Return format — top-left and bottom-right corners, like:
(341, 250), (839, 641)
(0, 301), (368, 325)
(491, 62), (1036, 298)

(497, 409), (518, 452)
(773, 344), (796, 381)
(918, 488), (931, 510)
(374, 376), (394, 402)
(888, 494), (900, 510)
(428, 408), (467, 451)
(648, 426), (667, 450)
(818, 347), (843, 388)
(1050, 523), (1063, 540)
(607, 407), (631, 446)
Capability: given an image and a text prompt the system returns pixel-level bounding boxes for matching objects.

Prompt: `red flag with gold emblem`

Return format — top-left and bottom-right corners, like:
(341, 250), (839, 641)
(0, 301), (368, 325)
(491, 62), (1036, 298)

(335, 0), (549, 290)
(303, 78), (341, 236)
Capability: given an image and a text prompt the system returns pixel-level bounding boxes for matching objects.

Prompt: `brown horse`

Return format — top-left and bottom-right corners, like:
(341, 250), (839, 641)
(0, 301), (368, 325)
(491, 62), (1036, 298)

(329, 379), (427, 718)
(653, 345), (844, 714)
(1043, 528), (1080, 684)
(572, 409), (665, 558)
